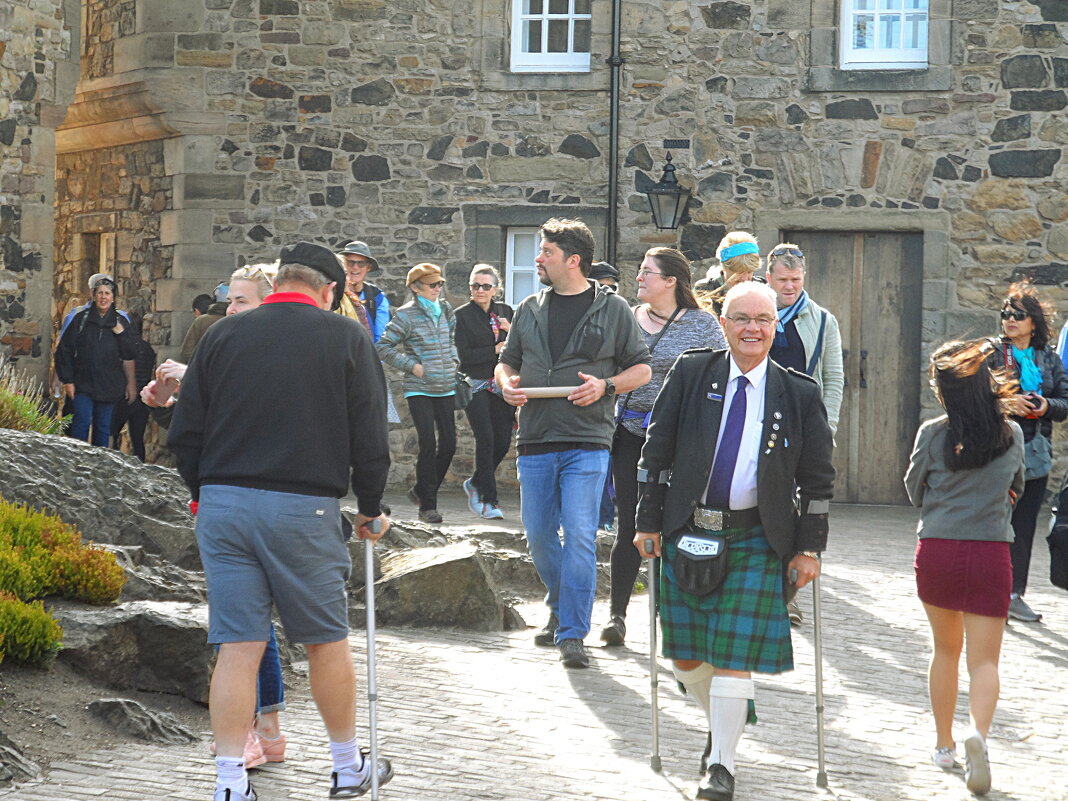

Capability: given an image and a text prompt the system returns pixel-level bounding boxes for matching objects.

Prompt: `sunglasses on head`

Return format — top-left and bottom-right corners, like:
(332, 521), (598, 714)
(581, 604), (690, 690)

(1000, 309), (1028, 321)
(470, 282), (496, 291)
(771, 247), (804, 259)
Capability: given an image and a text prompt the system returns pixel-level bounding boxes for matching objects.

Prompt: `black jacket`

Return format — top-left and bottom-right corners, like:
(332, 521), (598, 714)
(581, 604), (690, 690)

(168, 296), (390, 516)
(454, 301), (514, 380)
(55, 305), (135, 402)
(636, 349), (835, 559)
(988, 338), (1068, 442)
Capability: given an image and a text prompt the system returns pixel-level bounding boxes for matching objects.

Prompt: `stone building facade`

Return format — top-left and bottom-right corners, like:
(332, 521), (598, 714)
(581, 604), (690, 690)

(4, 0), (1067, 498)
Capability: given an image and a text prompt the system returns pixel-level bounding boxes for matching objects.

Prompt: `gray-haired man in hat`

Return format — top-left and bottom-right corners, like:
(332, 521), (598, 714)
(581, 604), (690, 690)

(169, 242), (394, 801)
(336, 240), (391, 342)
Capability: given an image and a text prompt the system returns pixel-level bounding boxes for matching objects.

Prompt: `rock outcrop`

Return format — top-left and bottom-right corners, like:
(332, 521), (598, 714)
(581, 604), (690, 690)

(86, 698), (198, 744)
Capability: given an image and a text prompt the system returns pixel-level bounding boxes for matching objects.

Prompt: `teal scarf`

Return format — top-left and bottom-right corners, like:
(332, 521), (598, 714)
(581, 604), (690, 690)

(417, 295), (442, 322)
(1012, 345), (1043, 394)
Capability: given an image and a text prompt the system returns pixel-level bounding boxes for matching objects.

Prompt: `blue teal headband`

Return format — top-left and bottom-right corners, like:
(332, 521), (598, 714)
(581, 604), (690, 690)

(719, 241), (760, 261)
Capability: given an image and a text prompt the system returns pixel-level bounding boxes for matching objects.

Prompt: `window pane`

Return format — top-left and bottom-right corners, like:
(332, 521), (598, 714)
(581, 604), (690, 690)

(881, 14), (901, 48)
(880, 0), (902, 8)
(548, 0), (568, 13)
(904, 14), (927, 48)
(524, 20), (542, 53)
(853, 15), (874, 49)
(573, 19), (591, 52)
(513, 233), (536, 267)
(905, 0), (927, 8)
(575, 0), (591, 13)
(524, 0), (543, 14)
(854, 0), (875, 9)
(511, 271), (537, 304)
(547, 19), (568, 52)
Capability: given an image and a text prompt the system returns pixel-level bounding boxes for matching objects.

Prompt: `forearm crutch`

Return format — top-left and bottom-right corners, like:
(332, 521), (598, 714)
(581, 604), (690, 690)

(365, 519), (383, 800)
(644, 539), (661, 772)
(812, 573), (827, 788)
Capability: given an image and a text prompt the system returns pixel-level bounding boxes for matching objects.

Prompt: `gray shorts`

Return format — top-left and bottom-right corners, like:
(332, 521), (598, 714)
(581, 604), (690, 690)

(196, 484), (351, 645)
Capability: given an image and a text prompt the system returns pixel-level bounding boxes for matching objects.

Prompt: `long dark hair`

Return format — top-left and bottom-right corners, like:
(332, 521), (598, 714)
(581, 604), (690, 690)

(1003, 281), (1053, 351)
(930, 339), (1016, 471)
(646, 247), (699, 310)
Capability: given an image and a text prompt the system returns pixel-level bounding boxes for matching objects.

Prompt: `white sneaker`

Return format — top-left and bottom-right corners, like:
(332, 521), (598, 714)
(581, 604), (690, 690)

(213, 782), (256, 801)
(463, 477), (481, 515)
(932, 746), (956, 770)
(963, 730), (991, 795)
(481, 502), (504, 520)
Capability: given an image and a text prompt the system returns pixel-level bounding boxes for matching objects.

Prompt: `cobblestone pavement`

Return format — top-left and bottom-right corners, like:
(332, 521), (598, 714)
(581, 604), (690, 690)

(4, 493), (1067, 801)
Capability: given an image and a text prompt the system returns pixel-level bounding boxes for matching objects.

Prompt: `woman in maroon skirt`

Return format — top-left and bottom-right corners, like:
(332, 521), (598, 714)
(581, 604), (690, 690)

(904, 339), (1024, 797)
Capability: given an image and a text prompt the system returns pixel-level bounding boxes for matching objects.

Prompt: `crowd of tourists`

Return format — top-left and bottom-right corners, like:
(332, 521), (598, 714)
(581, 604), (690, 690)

(50, 218), (1066, 801)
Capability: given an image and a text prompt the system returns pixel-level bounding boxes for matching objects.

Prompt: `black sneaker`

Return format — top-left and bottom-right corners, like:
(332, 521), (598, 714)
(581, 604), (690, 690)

(329, 748), (394, 799)
(418, 508), (443, 524)
(533, 613), (559, 646)
(600, 615), (626, 646)
(558, 638), (589, 669)
(1008, 594), (1041, 622)
(697, 763), (735, 801)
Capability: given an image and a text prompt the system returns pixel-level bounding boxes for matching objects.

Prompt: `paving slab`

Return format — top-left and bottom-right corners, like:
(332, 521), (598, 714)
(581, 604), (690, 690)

(2, 494), (1066, 801)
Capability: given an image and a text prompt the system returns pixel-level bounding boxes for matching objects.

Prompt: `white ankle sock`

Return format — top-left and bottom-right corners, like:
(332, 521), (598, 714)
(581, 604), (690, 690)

(672, 661), (715, 730)
(215, 757), (247, 795)
(709, 676), (754, 773)
(330, 736), (367, 784)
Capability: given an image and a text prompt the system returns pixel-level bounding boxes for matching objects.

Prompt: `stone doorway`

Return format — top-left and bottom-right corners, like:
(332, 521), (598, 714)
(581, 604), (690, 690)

(782, 230), (924, 505)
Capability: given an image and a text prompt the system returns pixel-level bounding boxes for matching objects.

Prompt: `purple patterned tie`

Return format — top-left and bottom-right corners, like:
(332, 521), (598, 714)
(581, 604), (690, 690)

(704, 375), (749, 509)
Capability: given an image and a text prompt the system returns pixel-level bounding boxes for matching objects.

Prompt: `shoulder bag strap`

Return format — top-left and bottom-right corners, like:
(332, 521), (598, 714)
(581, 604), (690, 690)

(805, 310), (828, 377)
(617, 305), (684, 422)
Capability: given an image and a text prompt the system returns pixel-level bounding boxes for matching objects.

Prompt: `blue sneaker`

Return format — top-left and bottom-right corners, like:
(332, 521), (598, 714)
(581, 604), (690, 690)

(463, 477), (481, 516)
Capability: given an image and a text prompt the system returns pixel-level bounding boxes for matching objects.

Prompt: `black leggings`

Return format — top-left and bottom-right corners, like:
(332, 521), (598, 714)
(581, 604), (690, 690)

(110, 399), (150, 462)
(608, 425), (646, 618)
(464, 388), (515, 505)
(407, 395), (457, 511)
(1010, 474), (1048, 596)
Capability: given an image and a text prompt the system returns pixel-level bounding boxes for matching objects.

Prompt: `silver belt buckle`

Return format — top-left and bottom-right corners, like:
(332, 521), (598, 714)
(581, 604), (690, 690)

(694, 507), (724, 530)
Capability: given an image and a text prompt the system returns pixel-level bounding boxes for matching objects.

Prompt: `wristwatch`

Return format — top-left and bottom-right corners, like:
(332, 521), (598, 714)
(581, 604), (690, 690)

(796, 550), (821, 561)
(604, 377), (616, 397)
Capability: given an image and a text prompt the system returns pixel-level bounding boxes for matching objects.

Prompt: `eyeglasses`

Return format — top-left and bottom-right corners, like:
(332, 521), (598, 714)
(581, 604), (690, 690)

(637, 269), (664, 278)
(1000, 309), (1028, 321)
(420, 280), (445, 289)
(470, 282), (496, 291)
(345, 260), (374, 271)
(770, 247), (804, 259)
(725, 314), (777, 328)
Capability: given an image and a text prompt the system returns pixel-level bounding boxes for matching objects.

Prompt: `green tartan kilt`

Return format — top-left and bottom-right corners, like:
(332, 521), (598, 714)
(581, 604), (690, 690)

(659, 524), (793, 674)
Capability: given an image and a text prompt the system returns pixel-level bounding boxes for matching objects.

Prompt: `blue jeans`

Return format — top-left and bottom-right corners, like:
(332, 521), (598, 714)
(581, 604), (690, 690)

(70, 394), (115, 447)
(212, 624), (286, 714)
(518, 448), (610, 643)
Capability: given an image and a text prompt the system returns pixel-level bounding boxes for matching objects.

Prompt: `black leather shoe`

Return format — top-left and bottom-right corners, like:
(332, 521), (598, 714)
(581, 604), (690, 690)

(558, 638), (589, 669)
(533, 613), (559, 646)
(697, 763), (735, 801)
(600, 615), (626, 646)
(699, 731), (712, 774)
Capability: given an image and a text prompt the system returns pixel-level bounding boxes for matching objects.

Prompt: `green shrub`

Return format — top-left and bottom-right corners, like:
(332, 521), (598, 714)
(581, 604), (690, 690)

(0, 592), (62, 667)
(51, 544), (126, 605)
(0, 357), (68, 435)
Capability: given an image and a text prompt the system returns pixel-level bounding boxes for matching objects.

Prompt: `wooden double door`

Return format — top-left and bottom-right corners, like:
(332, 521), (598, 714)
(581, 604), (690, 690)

(781, 231), (924, 505)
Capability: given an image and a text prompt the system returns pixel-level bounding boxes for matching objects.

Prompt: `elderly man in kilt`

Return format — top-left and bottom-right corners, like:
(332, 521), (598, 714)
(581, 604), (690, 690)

(635, 282), (835, 801)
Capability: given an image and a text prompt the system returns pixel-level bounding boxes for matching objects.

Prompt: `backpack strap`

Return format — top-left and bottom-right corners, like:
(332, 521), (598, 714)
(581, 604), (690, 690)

(805, 310), (827, 377)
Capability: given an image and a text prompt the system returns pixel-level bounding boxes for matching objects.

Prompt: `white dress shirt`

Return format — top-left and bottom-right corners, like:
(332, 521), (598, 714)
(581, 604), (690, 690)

(701, 355), (768, 510)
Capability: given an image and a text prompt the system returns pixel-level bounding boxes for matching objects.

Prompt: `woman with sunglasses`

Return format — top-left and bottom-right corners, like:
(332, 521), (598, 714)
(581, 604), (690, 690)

(377, 263), (459, 524)
(905, 339), (1023, 794)
(454, 265), (516, 520)
(988, 283), (1068, 623)
(600, 247), (726, 647)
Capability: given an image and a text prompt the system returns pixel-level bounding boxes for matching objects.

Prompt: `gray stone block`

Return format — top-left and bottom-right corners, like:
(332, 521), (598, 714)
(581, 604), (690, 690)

(136, 0), (206, 33)
(176, 174), (246, 206)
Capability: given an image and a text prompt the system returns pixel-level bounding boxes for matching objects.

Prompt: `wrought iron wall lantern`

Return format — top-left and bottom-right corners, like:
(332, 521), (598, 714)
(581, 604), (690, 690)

(644, 152), (691, 231)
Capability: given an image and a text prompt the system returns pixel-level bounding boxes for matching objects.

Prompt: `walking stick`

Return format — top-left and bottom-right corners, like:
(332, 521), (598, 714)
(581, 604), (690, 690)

(812, 573), (827, 788)
(365, 518), (383, 800)
(644, 539), (661, 772)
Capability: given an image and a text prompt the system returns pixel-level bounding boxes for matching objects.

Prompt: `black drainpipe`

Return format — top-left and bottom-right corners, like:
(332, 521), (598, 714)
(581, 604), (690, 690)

(605, 0), (624, 266)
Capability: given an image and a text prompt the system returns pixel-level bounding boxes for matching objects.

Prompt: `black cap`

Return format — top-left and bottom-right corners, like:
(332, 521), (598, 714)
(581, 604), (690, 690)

(589, 261), (620, 281)
(278, 242), (346, 309)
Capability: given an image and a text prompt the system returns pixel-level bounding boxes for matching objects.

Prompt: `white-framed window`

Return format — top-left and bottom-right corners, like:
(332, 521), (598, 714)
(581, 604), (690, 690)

(510, 0), (592, 74)
(505, 228), (540, 306)
(839, 0), (929, 70)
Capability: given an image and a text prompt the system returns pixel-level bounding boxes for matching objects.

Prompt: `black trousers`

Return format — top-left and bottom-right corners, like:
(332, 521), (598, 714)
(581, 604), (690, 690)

(110, 398), (150, 461)
(463, 388), (515, 505)
(407, 394), (457, 511)
(1010, 474), (1048, 596)
(608, 425), (646, 618)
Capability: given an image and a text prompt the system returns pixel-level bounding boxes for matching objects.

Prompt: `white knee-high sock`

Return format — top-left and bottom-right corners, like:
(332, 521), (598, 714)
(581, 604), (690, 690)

(709, 676), (755, 774)
(672, 662), (715, 731)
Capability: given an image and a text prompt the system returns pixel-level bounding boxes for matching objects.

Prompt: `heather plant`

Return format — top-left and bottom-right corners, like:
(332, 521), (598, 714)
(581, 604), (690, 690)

(0, 592), (62, 667)
(0, 356), (68, 435)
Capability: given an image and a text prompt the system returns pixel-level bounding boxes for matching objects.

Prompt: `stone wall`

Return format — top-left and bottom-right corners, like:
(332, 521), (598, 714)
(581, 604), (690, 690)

(0, 0), (78, 377)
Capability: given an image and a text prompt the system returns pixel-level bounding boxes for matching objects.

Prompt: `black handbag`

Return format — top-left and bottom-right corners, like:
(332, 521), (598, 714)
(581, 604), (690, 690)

(1048, 524), (1068, 592)
(454, 371), (473, 410)
(671, 530), (729, 596)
